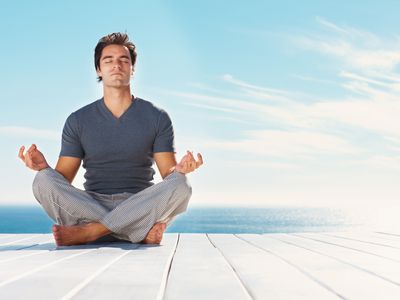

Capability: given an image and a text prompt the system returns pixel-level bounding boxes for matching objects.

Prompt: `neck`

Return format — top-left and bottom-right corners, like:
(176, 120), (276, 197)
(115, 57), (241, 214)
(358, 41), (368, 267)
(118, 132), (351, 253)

(103, 85), (132, 103)
(102, 86), (134, 118)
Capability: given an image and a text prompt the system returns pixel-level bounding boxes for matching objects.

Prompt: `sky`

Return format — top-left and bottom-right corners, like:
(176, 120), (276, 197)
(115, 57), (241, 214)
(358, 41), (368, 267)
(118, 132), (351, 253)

(1, 1), (400, 224)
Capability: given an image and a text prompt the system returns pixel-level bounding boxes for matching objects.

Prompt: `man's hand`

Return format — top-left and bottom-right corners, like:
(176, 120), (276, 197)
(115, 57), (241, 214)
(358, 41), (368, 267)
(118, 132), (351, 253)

(18, 144), (50, 171)
(175, 151), (203, 174)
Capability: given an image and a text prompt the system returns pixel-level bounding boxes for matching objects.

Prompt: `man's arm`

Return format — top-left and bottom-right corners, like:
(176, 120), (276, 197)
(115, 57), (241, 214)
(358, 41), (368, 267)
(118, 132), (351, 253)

(55, 156), (81, 184)
(154, 151), (203, 179)
(153, 152), (177, 179)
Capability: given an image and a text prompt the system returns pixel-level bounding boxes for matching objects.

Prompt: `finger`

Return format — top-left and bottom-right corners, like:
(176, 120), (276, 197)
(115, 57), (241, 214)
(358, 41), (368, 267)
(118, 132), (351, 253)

(27, 144), (36, 154)
(188, 151), (196, 161)
(18, 146), (26, 160)
(181, 153), (190, 163)
(184, 161), (190, 172)
(186, 150), (194, 160)
(188, 161), (196, 172)
(25, 151), (33, 167)
(186, 151), (196, 163)
(196, 153), (203, 167)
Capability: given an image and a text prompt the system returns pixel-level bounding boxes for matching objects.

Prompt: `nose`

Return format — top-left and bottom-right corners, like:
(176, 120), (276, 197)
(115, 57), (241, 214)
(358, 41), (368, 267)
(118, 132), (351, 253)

(112, 61), (122, 69)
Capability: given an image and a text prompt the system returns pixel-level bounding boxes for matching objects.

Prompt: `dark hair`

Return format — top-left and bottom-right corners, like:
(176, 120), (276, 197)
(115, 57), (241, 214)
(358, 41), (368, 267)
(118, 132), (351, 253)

(94, 32), (137, 82)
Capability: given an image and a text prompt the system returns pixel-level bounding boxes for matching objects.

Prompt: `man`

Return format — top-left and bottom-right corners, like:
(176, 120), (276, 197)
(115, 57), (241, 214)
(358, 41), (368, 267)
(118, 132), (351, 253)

(18, 32), (203, 246)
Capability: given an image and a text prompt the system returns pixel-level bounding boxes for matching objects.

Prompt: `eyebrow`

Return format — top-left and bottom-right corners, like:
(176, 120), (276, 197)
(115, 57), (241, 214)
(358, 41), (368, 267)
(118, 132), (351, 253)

(101, 55), (130, 60)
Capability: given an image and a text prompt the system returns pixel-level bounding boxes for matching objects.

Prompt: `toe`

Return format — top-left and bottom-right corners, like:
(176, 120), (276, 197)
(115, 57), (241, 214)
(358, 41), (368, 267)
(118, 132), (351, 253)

(53, 236), (60, 246)
(53, 224), (61, 232)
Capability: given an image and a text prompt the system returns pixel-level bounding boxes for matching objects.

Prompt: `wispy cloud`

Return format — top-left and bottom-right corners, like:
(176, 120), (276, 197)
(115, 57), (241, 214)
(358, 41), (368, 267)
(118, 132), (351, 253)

(0, 126), (59, 140)
(222, 74), (295, 99)
(316, 17), (380, 41)
(171, 19), (400, 172)
(290, 73), (337, 85)
(340, 71), (393, 88)
(201, 129), (362, 158)
(295, 17), (400, 72)
(175, 73), (400, 140)
(225, 159), (299, 170)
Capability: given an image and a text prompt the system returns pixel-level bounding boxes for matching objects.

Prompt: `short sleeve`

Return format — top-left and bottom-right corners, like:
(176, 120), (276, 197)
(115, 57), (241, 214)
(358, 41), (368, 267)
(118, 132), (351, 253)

(59, 113), (84, 158)
(153, 110), (175, 153)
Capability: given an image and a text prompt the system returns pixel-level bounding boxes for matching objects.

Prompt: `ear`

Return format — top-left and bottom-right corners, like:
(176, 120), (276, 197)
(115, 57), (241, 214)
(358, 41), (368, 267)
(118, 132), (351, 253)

(96, 66), (102, 77)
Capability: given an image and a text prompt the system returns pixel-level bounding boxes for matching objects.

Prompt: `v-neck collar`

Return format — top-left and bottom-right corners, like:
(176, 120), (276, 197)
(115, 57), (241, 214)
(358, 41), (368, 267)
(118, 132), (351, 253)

(99, 96), (138, 121)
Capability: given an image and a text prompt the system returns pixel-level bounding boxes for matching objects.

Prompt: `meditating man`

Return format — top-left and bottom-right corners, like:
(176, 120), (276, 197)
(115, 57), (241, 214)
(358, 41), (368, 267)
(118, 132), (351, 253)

(18, 32), (203, 246)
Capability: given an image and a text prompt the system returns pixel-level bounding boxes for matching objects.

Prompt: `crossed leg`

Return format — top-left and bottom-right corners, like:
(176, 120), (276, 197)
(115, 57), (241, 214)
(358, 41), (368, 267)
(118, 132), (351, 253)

(33, 168), (192, 246)
(52, 222), (167, 246)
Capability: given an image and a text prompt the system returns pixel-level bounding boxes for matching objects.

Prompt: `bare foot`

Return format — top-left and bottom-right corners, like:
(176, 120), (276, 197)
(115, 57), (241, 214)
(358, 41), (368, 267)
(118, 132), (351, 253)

(52, 223), (111, 246)
(142, 223), (167, 244)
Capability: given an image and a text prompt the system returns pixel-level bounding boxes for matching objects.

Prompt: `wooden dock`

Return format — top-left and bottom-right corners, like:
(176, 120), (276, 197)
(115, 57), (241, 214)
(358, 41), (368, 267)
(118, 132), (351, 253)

(0, 231), (399, 299)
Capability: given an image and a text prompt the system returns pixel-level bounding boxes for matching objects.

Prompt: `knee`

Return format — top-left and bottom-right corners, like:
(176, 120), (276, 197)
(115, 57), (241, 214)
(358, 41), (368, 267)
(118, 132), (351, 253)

(32, 168), (55, 198)
(174, 172), (193, 199)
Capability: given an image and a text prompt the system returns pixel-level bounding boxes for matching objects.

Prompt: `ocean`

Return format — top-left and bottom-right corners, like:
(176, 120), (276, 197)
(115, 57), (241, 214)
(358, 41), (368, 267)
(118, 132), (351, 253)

(0, 205), (361, 234)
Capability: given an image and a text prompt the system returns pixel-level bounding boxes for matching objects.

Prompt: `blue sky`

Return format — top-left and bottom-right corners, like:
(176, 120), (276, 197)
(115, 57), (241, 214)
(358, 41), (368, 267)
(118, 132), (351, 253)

(1, 1), (400, 226)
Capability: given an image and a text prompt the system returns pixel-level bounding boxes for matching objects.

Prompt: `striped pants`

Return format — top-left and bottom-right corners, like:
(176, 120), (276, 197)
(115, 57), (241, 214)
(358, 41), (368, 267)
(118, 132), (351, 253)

(32, 168), (192, 243)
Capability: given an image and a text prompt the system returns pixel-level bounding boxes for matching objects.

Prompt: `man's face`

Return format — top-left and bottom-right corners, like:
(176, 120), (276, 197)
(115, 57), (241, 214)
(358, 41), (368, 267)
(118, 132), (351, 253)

(96, 44), (133, 88)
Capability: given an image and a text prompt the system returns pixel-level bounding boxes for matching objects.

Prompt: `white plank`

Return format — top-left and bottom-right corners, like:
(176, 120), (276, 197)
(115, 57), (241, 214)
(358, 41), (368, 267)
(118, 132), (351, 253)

(63, 234), (179, 300)
(377, 232), (400, 238)
(241, 234), (400, 299)
(0, 234), (54, 263)
(273, 233), (400, 285)
(208, 234), (339, 299)
(0, 242), (107, 286)
(374, 232), (400, 243)
(0, 234), (43, 246)
(0, 234), (53, 250)
(1, 232), (399, 299)
(0, 243), (129, 298)
(164, 234), (251, 300)
(322, 231), (400, 249)
(295, 232), (400, 262)
(0, 234), (17, 240)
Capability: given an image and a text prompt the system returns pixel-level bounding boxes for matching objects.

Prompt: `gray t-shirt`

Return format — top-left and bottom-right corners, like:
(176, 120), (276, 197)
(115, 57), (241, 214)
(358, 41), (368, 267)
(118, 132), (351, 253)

(60, 97), (175, 194)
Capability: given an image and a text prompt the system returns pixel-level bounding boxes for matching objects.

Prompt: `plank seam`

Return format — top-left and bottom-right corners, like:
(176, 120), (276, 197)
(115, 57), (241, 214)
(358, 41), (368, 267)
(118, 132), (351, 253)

(375, 232), (400, 238)
(61, 249), (134, 300)
(322, 233), (400, 249)
(207, 234), (254, 300)
(0, 237), (55, 252)
(274, 234), (400, 287)
(0, 235), (42, 246)
(0, 246), (104, 288)
(156, 233), (180, 300)
(236, 234), (346, 300)
(0, 248), (52, 264)
(13, 239), (55, 250)
(369, 232), (400, 242)
(293, 233), (400, 263)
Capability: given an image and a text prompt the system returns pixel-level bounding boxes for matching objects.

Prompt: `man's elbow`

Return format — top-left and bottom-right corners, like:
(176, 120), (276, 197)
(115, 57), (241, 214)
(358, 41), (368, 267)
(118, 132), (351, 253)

(55, 168), (74, 184)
